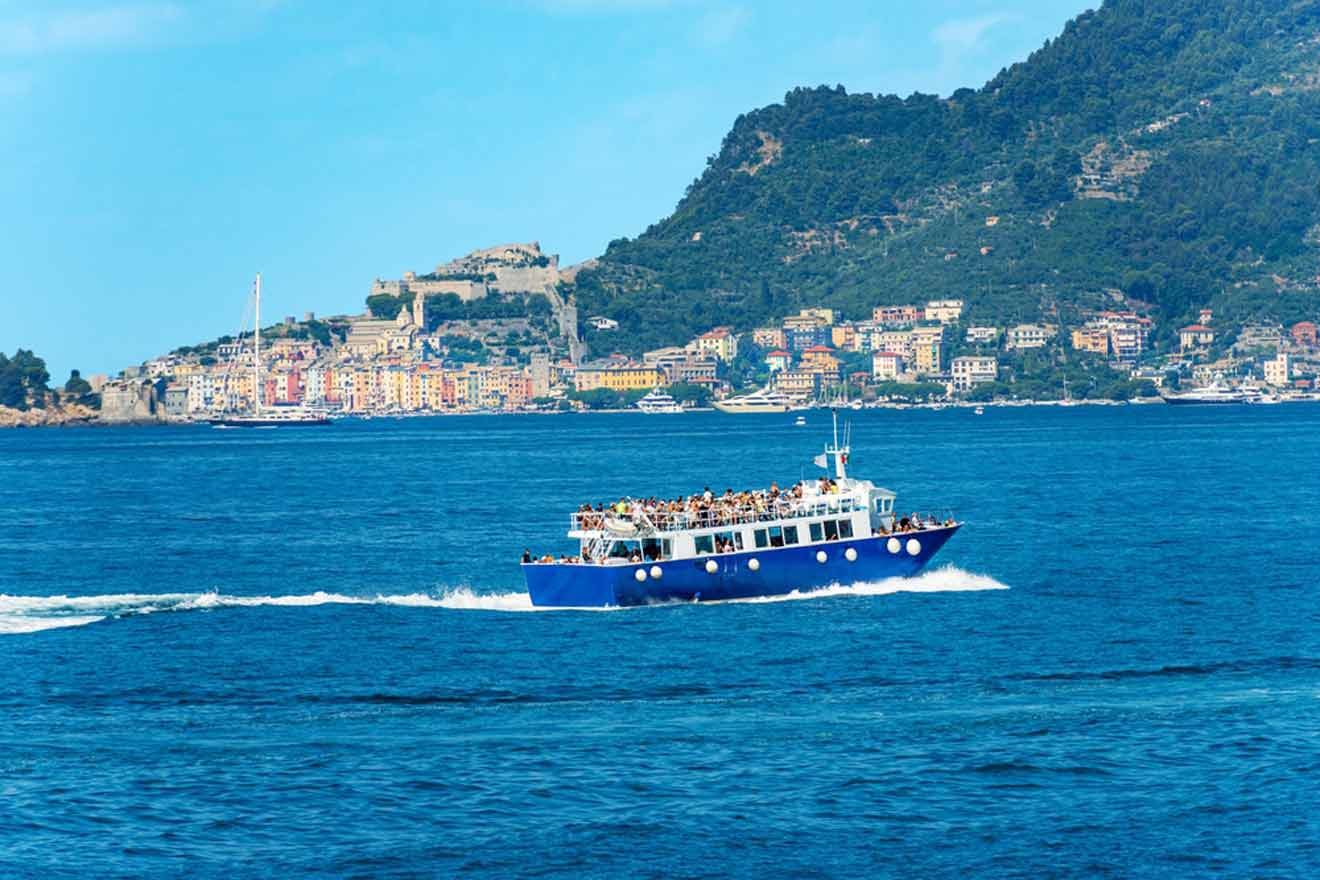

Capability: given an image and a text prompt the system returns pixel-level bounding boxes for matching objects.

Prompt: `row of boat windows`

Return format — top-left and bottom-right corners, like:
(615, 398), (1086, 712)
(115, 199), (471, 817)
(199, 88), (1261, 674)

(602, 518), (856, 561)
(701, 518), (856, 553)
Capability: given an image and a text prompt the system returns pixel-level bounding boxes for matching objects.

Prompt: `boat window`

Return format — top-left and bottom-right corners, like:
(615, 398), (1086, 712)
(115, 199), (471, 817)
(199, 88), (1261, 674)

(714, 531), (743, 552)
(809, 522), (823, 542)
(838, 519), (854, 539)
(768, 526), (785, 548)
(783, 525), (799, 545)
(753, 529), (769, 549)
(608, 540), (640, 559)
(694, 535), (715, 555)
(824, 520), (840, 541)
(642, 538), (670, 561)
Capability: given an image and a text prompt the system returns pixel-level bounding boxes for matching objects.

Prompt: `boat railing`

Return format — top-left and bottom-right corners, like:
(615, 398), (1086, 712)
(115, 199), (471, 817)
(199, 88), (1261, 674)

(570, 498), (864, 534)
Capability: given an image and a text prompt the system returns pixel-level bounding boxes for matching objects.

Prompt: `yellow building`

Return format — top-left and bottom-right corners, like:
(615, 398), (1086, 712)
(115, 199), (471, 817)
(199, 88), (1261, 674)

(599, 366), (666, 391)
(830, 325), (857, 351)
(1071, 327), (1110, 356)
(801, 345), (841, 378)
(691, 327), (738, 363)
(575, 364), (666, 392)
(911, 326), (944, 375)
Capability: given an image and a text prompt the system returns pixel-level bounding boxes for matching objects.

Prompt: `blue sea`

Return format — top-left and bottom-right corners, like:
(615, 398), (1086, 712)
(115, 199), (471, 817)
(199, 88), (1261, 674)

(2, 406), (1319, 878)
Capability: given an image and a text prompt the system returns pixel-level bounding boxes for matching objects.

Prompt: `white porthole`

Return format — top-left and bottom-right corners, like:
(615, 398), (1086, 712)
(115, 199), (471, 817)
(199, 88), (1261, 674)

(845, 548), (858, 562)
(906, 538), (921, 556)
(887, 537), (901, 554)
(748, 558), (760, 572)
(705, 559), (719, 574)
(649, 566), (663, 580)
(816, 550), (828, 564)
(634, 568), (648, 582)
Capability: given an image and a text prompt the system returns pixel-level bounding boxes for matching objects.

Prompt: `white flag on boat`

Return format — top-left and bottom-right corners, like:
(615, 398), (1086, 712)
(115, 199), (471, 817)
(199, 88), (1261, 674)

(813, 453), (828, 468)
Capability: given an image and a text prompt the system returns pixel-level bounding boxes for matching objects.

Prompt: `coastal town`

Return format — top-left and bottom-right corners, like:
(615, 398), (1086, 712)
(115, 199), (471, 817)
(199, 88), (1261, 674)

(5, 240), (1319, 426)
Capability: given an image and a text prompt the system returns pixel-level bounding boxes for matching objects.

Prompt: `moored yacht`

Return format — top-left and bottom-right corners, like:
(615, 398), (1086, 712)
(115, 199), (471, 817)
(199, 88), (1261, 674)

(1161, 379), (1261, 406)
(713, 386), (792, 413)
(636, 388), (683, 414)
(521, 414), (961, 607)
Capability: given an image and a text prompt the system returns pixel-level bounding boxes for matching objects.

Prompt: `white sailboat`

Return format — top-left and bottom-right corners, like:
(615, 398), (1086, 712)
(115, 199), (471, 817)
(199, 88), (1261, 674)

(209, 274), (331, 428)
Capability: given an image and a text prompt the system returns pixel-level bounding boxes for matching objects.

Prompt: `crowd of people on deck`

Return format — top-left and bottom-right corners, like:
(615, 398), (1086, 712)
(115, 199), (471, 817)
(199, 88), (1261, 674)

(884, 513), (953, 535)
(572, 482), (822, 533)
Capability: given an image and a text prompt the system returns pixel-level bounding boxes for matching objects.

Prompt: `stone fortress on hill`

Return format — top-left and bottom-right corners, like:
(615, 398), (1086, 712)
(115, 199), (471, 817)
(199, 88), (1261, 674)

(369, 241), (580, 361)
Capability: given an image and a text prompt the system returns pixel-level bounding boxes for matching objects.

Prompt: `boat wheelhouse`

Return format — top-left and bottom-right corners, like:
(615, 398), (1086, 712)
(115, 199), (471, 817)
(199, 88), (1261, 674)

(521, 415), (960, 606)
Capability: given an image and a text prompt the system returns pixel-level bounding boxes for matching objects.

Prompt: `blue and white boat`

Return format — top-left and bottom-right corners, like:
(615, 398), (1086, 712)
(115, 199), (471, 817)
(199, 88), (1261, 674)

(521, 415), (960, 607)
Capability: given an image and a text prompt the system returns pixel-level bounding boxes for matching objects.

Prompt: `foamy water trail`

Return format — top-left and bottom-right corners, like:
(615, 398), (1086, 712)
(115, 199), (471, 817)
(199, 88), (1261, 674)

(728, 565), (1009, 604)
(0, 566), (1006, 633)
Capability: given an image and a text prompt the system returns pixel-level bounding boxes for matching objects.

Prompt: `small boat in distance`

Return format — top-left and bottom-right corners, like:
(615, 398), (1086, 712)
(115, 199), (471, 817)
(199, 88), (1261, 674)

(794, 415), (807, 427)
(974, 406), (985, 415)
(208, 274), (330, 428)
(636, 388), (683, 414)
(714, 386), (791, 414)
(521, 412), (961, 607)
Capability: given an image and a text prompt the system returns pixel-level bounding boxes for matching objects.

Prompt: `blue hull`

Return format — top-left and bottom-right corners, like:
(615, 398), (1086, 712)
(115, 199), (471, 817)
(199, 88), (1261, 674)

(522, 526), (959, 607)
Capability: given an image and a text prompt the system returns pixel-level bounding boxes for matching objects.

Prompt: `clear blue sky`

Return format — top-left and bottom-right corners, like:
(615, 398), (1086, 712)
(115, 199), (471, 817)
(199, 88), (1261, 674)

(0, 0), (1094, 380)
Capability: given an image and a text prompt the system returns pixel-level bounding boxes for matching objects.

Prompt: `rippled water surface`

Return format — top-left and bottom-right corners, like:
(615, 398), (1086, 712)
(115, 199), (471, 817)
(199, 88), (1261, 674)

(2, 406), (1319, 878)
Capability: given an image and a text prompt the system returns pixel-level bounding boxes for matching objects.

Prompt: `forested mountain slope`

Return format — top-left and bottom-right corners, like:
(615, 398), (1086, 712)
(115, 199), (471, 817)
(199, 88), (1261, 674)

(572, 0), (1320, 354)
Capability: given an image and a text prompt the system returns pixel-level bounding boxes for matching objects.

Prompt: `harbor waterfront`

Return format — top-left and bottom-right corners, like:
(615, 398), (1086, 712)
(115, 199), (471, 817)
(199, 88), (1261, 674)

(3, 405), (1320, 877)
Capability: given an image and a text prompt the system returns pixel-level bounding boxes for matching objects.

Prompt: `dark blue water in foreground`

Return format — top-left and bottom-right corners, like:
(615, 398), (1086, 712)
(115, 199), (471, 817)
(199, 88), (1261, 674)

(2, 406), (1319, 878)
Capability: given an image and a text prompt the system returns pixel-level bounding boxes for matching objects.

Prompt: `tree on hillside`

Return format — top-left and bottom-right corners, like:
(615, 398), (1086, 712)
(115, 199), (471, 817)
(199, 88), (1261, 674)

(64, 369), (98, 406)
(0, 349), (51, 410)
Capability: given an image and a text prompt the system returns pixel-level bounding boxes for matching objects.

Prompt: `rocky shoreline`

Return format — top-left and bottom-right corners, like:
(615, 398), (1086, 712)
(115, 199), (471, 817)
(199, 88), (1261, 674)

(0, 403), (100, 428)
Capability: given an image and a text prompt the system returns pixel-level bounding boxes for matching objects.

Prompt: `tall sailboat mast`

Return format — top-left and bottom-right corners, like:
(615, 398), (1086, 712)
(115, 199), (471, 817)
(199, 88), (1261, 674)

(253, 273), (261, 414)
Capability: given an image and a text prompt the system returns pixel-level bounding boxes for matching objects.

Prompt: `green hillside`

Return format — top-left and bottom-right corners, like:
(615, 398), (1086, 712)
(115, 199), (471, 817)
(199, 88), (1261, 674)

(571, 0), (1320, 355)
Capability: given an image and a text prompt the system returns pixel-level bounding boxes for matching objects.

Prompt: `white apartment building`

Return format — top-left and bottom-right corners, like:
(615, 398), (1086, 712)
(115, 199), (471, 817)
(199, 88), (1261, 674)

(1006, 323), (1056, 350)
(925, 299), (964, 324)
(951, 356), (999, 392)
(871, 351), (905, 381)
(186, 372), (219, 413)
(1264, 352), (1292, 387)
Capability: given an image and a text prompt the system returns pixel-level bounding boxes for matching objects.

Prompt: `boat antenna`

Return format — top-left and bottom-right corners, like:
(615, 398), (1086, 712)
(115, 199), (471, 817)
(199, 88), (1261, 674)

(825, 408), (849, 481)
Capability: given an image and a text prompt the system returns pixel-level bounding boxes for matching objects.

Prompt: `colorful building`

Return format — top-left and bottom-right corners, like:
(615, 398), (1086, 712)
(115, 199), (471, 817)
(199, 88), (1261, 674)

(765, 350), (793, 373)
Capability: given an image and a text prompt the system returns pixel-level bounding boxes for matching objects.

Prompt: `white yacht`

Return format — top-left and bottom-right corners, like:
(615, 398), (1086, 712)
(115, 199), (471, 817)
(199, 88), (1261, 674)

(1161, 379), (1262, 406)
(636, 388), (683, 414)
(713, 387), (792, 413)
